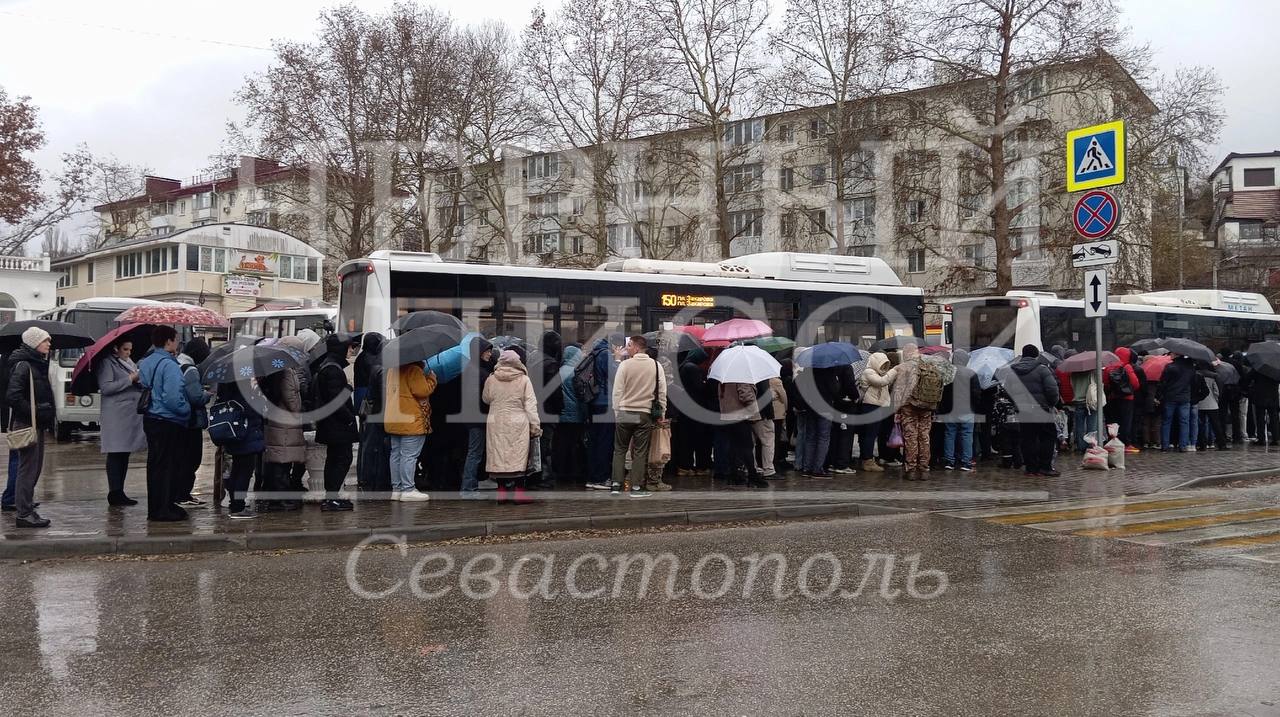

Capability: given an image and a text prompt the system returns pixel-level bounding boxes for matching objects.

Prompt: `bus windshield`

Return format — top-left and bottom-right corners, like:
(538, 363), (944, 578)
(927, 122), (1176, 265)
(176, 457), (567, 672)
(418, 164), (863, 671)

(339, 270), (368, 334)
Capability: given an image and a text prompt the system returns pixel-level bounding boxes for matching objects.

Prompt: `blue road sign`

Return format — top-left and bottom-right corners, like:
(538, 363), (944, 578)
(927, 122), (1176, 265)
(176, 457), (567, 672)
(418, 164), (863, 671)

(1066, 120), (1125, 192)
(1073, 190), (1120, 239)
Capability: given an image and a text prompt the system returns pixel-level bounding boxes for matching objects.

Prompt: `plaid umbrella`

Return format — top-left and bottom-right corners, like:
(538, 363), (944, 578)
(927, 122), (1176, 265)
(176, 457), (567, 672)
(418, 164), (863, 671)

(116, 302), (229, 327)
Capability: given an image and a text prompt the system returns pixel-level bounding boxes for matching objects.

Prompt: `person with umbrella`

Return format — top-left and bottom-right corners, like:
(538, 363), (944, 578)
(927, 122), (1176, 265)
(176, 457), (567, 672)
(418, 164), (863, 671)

(1243, 343), (1280, 446)
(1216, 352), (1243, 445)
(938, 350), (980, 471)
(460, 337), (497, 496)
(709, 346), (771, 489)
(95, 334), (147, 507)
(138, 326), (193, 522)
(355, 334), (392, 494)
(1102, 347), (1141, 452)
(675, 348), (714, 476)
(584, 333), (624, 491)
(997, 345), (1061, 477)
(314, 334), (359, 511)
(1160, 351), (1199, 451)
(384, 353), (438, 503)
(5, 328), (56, 527)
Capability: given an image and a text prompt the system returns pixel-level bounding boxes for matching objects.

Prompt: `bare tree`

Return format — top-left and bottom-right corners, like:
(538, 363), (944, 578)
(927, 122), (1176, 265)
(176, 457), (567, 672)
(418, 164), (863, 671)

(641, 0), (770, 258)
(770, 0), (908, 253)
(77, 149), (151, 247)
(523, 0), (670, 263)
(0, 90), (89, 255)
(896, 0), (1152, 293)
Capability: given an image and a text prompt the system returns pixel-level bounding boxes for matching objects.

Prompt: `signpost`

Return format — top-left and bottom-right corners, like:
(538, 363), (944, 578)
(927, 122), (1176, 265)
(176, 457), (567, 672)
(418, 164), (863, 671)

(1067, 119), (1126, 441)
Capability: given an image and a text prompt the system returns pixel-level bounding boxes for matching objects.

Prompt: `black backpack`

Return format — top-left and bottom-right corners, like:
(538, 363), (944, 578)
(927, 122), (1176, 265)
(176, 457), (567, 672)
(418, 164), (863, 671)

(1107, 365), (1133, 397)
(573, 347), (604, 404)
(1192, 374), (1211, 404)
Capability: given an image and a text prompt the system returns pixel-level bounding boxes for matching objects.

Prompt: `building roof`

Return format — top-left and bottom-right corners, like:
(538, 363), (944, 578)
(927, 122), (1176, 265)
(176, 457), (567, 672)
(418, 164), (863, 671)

(1223, 190), (1280, 222)
(1210, 151), (1280, 178)
(93, 157), (299, 212)
(51, 223), (324, 267)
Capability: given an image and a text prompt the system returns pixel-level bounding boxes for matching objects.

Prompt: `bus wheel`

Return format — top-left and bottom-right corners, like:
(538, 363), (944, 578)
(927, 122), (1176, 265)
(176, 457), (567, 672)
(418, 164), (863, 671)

(56, 422), (75, 442)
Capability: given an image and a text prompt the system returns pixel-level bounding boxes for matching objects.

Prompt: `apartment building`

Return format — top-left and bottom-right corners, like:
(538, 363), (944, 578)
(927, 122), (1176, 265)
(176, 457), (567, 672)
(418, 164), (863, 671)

(1208, 150), (1280, 291)
(430, 54), (1156, 299)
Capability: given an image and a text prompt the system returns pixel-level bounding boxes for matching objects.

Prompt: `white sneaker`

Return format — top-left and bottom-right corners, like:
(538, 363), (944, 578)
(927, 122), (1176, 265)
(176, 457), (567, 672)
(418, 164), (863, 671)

(396, 489), (431, 502)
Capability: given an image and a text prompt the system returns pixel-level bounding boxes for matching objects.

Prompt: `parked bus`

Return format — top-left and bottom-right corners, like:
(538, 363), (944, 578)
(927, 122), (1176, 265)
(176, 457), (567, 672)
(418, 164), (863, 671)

(228, 306), (336, 341)
(949, 290), (1280, 355)
(337, 251), (926, 349)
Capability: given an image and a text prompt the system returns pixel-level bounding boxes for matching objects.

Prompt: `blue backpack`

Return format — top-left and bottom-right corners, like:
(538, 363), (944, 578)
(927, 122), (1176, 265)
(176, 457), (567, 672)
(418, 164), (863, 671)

(208, 399), (251, 447)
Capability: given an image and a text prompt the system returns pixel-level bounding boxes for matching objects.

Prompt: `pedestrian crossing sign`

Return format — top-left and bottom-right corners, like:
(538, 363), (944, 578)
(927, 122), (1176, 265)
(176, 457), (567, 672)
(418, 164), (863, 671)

(1066, 120), (1125, 192)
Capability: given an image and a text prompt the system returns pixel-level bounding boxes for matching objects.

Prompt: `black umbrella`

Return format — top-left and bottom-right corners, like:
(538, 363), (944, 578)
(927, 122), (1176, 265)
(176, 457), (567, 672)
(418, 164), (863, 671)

(199, 334), (263, 375)
(1247, 342), (1280, 382)
(869, 336), (922, 352)
(392, 310), (465, 334)
(644, 330), (700, 355)
(0, 320), (94, 353)
(1162, 337), (1215, 364)
(382, 325), (463, 365)
(1130, 338), (1164, 355)
(202, 344), (304, 384)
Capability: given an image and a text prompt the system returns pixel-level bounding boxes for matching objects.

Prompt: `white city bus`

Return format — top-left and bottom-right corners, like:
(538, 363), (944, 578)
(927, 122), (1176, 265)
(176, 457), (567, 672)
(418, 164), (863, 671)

(949, 290), (1280, 355)
(38, 297), (163, 439)
(228, 307), (336, 341)
(337, 250), (926, 347)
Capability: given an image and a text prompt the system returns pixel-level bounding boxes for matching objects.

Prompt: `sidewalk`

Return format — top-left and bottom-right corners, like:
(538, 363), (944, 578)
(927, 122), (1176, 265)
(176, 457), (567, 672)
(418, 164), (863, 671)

(5, 440), (1280, 560)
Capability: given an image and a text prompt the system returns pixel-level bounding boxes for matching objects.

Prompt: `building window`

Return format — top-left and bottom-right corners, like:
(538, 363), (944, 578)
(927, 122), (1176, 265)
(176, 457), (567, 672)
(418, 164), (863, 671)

(962, 244), (987, 268)
(523, 232), (561, 255)
(776, 123), (794, 142)
(117, 252), (143, 279)
(807, 209), (827, 233)
(196, 246), (227, 273)
(193, 192), (213, 211)
(905, 199), (927, 224)
(614, 182), (645, 206)
(1013, 232), (1043, 261)
(566, 235), (584, 254)
(607, 224), (641, 253)
(723, 118), (764, 146)
(278, 255), (310, 281)
(728, 209), (763, 238)
(779, 167), (795, 191)
(225, 191), (236, 207)
(808, 163), (828, 186)
(1239, 223), (1279, 242)
(1243, 168), (1276, 188)
(780, 214), (796, 238)
(808, 117), (828, 141)
(524, 154), (559, 180)
(1006, 179), (1039, 228)
(908, 249), (926, 273)
(144, 246), (175, 274)
(571, 197), (586, 216)
(530, 193), (561, 218)
(724, 163), (763, 193)
(844, 196), (875, 224)
(848, 245), (875, 258)
(56, 266), (76, 288)
(85, 262), (94, 284)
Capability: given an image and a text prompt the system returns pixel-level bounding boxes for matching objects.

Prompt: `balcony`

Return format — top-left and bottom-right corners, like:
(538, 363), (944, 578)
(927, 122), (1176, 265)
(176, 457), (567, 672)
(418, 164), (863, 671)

(149, 214), (175, 230)
(194, 207), (216, 221)
(0, 255), (50, 272)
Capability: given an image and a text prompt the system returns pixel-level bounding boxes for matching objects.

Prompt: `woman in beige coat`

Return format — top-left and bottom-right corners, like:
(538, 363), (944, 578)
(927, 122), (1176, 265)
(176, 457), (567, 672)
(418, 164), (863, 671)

(482, 350), (541, 502)
(858, 352), (899, 470)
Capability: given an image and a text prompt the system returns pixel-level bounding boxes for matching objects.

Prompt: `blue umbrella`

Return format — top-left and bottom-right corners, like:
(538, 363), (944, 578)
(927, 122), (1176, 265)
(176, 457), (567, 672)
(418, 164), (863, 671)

(968, 346), (1015, 389)
(795, 342), (860, 369)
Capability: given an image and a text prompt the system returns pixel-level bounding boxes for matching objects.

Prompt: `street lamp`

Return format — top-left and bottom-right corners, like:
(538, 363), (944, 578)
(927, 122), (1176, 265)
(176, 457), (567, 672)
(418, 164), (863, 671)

(1213, 254), (1240, 290)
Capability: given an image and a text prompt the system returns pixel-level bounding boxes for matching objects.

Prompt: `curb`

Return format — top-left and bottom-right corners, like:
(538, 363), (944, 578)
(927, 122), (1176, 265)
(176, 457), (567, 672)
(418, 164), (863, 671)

(0, 502), (915, 562)
(1161, 468), (1280, 492)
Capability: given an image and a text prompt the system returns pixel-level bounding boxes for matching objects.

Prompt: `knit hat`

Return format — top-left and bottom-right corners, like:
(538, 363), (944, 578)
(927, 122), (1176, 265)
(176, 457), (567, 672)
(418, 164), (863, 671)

(1021, 344), (1040, 358)
(22, 326), (51, 349)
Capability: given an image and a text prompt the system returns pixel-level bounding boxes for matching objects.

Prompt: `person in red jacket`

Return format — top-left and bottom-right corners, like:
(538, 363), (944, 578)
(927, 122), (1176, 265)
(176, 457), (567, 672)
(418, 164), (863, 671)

(1104, 346), (1141, 451)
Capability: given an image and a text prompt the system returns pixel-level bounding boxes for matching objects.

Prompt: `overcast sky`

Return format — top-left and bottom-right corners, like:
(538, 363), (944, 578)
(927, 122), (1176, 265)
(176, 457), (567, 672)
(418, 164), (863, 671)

(1, 0), (1277, 186)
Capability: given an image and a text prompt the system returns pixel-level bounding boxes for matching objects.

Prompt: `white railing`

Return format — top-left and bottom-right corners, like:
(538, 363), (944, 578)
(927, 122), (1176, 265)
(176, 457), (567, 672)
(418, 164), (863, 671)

(0, 255), (50, 272)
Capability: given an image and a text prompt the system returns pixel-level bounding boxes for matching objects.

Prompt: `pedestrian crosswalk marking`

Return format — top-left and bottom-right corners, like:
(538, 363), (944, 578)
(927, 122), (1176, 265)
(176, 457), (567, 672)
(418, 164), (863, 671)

(939, 493), (1280, 564)
(1073, 507), (1280, 538)
(985, 498), (1222, 526)
(1076, 137), (1114, 174)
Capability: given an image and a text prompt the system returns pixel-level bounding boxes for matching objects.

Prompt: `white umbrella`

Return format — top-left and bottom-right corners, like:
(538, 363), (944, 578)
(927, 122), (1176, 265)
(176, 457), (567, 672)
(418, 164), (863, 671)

(708, 345), (782, 384)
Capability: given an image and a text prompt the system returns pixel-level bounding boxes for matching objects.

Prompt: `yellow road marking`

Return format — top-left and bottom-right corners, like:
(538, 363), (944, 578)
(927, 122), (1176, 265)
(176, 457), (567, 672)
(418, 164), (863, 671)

(1187, 530), (1280, 551)
(1074, 507), (1280, 538)
(986, 498), (1223, 526)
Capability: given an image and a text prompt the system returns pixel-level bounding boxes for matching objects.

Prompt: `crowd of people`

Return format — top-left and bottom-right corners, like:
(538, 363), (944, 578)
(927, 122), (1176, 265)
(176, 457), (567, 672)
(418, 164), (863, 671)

(3, 321), (1278, 528)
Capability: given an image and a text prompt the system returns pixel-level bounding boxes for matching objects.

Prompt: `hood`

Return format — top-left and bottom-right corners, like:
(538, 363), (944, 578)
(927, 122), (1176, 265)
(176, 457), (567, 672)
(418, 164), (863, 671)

(1049, 344), (1067, 360)
(540, 330), (562, 360)
(324, 334), (351, 361)
(1011, 356), (1041, 375)
(494, 353), (527, 380)
(11, 346), (49, 367)
(1115, 347), (1133, 365)
(951, 349), (969, 367)
(868, 352), (890, 372)
(276, 335), (305, 352)
(901, 344), (919, 362)
(562, 344), (583, 368)
(296, 329), (322, 353)
(177, 353), (195, 368)
(361, 333), (385, 356)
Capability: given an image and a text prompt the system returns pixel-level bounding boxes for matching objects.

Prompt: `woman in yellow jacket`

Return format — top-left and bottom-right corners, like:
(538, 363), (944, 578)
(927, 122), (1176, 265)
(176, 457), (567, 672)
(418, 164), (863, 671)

(384, 361), (437, 501)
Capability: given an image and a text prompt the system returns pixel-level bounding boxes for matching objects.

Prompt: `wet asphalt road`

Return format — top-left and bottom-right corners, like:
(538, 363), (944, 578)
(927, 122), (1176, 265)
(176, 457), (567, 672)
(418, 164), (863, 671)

(2, 511), (1279, 716)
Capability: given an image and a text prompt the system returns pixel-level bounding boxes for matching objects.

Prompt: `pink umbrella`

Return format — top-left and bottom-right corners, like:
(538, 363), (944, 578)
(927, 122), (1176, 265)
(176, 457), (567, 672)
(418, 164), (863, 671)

(1142, 354), (1173, 381)
(673, 324), (707, 342)
(116, 302), (229, 328)
(701, 319), (772, 348)
(69, 323), (155, 395)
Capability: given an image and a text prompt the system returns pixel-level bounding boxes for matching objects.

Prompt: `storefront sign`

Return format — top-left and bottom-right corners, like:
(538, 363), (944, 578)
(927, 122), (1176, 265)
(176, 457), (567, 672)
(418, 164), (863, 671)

(660, 293), (715, 309)
(232, 251), (279, 275)
(224, 274), (262, 297)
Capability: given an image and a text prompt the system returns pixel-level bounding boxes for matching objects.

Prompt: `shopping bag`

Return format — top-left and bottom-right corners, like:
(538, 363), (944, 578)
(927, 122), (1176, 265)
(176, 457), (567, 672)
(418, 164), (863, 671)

(649, 421), (672, 464)
(887, 419), (904, 450)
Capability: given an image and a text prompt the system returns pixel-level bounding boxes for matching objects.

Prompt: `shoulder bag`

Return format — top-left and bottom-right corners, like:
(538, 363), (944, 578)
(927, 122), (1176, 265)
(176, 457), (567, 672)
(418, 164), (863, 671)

(649, 360), (664, 419)
(6, 368), (37, 449)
